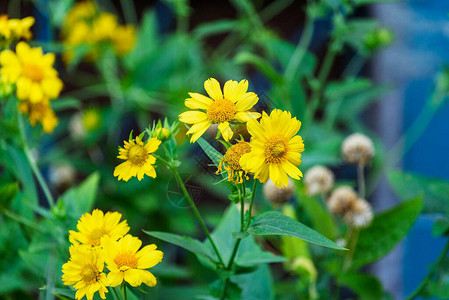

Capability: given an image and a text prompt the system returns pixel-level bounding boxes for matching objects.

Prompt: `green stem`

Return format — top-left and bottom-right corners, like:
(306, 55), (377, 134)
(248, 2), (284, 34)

(246, 180), (258, 229)
(17, 107), (54, 207)
(171, 166), (224, 266)
(406, 239), (449, 300)
(120, 282), (127, 300)
(111, 286), (120, 300)
(343, 227), (360, 271)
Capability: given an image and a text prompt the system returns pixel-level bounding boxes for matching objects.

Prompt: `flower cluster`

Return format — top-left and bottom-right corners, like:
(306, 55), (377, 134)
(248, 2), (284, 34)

(0, 17), (63, 133)
(179, 78), (305, 189)
(61, 1), (136, 63)
(62, 209), (163, 300)
(0, 15), (34, 46)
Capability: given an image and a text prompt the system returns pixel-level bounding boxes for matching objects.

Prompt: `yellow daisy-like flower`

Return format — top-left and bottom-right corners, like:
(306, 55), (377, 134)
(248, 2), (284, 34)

(102, 234), (163, 288)
(19, 99), (58, 133)
(112, 25), (136, 56)
(0, 42), (63, 103)
(114, 136), (161, 181)
(217, 141), (251, 184)
(69, 209), (130, 247)
(240, 109), (305, 188)
(62, 245), (108, 300)
(179, 78), (261, 143)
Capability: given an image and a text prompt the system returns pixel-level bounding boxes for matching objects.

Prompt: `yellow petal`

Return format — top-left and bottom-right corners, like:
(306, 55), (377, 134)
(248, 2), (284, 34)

(137, 247), (163, 269)
(282, 161), (302, 180)
(224, 79), (248, 102)
(187, 92), (213, 109)
(235, 92), (258, 111)
(187, 121), (211, 143)
(218, 122), (233, 141)
(204, 78), (223, 100)
(107, 271), (124, 287)
(141, 270), (157, 287)
(234, 111), (261, 123)
(124, 269), (143, 287)
(179, 111), (207, 124)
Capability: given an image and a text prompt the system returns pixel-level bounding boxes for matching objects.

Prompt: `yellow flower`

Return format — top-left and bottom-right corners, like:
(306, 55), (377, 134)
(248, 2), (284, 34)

(217, 141), (251, 184)
(179, 78), (261, 143)
(102, 234), (163, 287)
(82, 108), (101, 131)
(62, 245), (108, 300)
(91, 13), (117, 42)
(19, 100), (59, 133)
(69, 209), (130, 247)
(240, 109), (305, 188)
(112, 25), (136, 55)
(114, 136), (161, 181)
(0, 42), (63, 103)
(8, 16), (35, 40)
(0, 15), (34, 41)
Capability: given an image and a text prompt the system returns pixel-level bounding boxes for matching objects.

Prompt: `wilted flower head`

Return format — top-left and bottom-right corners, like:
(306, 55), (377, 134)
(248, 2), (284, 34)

(217, 141), (251, 184)
(304, 165), (334, 196)
(263, 177), (295, 206)
(344, 198), (373, 228)
(341, 133), (375, 165)
(327, 186), (358, 217)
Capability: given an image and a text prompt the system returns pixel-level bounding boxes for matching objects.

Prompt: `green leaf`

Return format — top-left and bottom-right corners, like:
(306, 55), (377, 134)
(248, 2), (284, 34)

(231, 264), (273, 300)
(58, 172), (100, 219)
(197, 137), (223, 167)
(433, 217), (449, 236)
(388, 169), (449, 215)
(51, 97), (81, 111)
(143, 230), (217, 262)
(351, 197), (423, 269)
(0, 182), (19, 210)
(338, 273), (383, 300)
(353, 0), (401, 5)
(248, 211), (345, 250)
(234, 52), (282, 83)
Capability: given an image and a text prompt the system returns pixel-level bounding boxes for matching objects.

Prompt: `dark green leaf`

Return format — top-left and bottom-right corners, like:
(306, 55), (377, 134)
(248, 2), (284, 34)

(388, 169), (449, 215)
(433, 217), (449, 236)
(231, 264), (273, 300)
(194, 19), (238, 39)
(197, 137), (223, 167)
(0, 182), (19, 210)
(234, 52), (282, 83)
(352, 197), (422, 269)
(248, 211), (345, 250)
(338, 273), (383, 300)
(58, 172), (100, 219)
(143, 230), (216, 262)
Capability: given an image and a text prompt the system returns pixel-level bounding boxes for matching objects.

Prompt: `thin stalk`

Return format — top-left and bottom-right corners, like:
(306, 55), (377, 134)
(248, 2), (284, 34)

(406, 239), (449, 300)
(343, 227), (360, 271)
(111, 286), (120, 300)
(284, 15), (315, 81)
(17, 107), (54, 207)
(357, 163), (365, 199)
(2, 209), (44, 232)
(171, 166), (224, 266)
(119, 0), (137, 25)
(221, 179), (258, 298)
(260, 0), (294, 22)
(305, 39), (339, 130)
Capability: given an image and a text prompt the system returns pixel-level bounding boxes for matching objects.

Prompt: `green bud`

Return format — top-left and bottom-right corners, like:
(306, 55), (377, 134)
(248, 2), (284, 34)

(155, 127), (171, 141)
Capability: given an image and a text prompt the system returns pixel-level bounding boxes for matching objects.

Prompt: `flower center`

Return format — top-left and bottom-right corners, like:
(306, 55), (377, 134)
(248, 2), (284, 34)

(22, 64), (44, 82)
(114, 252), (138, 269)
(224, 142), (251, 171)
(81, 264), (99, 284)
(264, 137), (288, 164)
(207, 99), (237, 123)
(89, 228), (108, 246)
(128, 145), (148, 165)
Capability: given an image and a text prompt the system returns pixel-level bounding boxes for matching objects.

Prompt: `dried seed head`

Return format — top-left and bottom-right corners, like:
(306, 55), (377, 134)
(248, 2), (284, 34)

(341, 133), (375, 165)
(304, 166), (334, 196)
(327, 186), (358, 217)
(263, 178), (295, 206)
(344, 198), (373, 228)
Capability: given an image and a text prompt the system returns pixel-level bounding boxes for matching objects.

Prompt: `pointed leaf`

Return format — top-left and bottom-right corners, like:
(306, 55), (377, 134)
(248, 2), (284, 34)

(248, 211), (346, 250)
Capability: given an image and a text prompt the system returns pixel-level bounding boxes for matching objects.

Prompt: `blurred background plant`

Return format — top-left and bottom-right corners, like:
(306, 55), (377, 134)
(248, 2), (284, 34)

(0, 0), (449, 299)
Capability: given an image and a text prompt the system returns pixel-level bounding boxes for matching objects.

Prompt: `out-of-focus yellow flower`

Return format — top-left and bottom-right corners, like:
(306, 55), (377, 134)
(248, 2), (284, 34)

(82, 108), (101, 131)
(91, 13), (117, 42)
(63, 1), (97, 30)
(69, 209), (130, 247)
(240, 109), (305, 188)
(179, 78), (261, 143)
(112, 25), (136, 55)
(114, 136), (161, 181)
(0, 42), (63, 103)
(102, 234), (163, 288)
(19, 100), (58, 133)
(0, 15), (34, 42)
(62, 245), (108, 300)
(217, 141), (251, 184)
